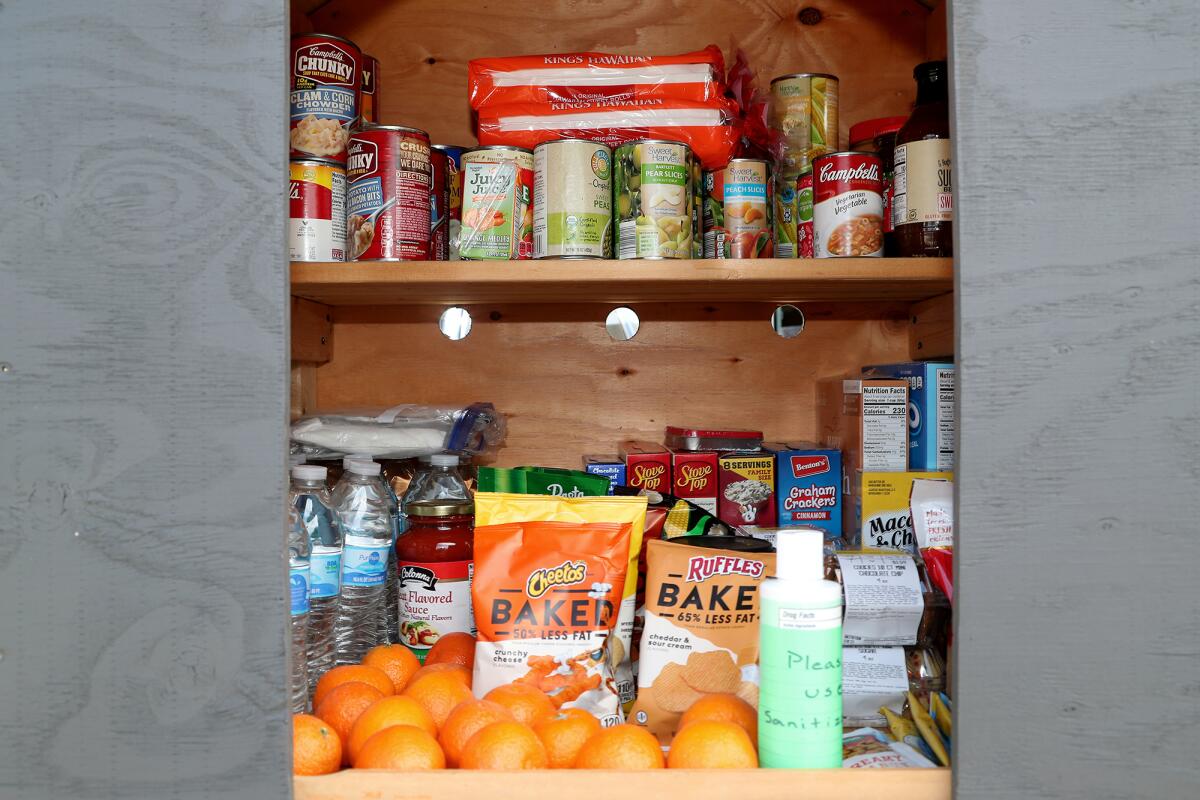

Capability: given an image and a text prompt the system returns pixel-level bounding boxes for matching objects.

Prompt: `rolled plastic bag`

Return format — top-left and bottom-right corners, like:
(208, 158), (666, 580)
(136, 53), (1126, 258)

(290, 402), (505, 459)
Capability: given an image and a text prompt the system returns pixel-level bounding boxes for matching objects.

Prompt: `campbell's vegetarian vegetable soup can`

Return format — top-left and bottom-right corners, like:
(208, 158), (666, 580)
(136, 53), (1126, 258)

(812, 151), (884, 258)
(290, 33), (362, 163)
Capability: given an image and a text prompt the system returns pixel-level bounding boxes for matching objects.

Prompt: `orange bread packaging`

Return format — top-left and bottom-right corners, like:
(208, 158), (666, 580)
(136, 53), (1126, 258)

(472, 520), (632, 726)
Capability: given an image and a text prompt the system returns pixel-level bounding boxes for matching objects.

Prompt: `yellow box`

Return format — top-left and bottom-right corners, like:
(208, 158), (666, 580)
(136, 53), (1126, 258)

(858, 471), (953, 551)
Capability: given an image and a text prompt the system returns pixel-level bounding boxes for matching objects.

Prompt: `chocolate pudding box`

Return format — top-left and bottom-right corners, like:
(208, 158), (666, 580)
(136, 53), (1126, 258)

(583, 454), (626, 495)
(862, 362), (955, 471)
(764, 442), (843, 540)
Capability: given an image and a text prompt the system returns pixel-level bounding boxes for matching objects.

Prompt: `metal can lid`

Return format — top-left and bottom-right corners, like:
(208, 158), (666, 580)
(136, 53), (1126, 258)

(770, 72), (838, 84)
(407, 500), (474, 518)
(534, 138), (612, 150)
(726, 158), (771, 167)
(849, 116), (908, 146)
(619, 138), (691, 150)
(290, 156), (345, 169)
(675, 535), (775, 554)
(812, 150), (881, 164)
(431, 144), (469, 153)
(290, 31), (362, 51)
(357, 124), (430, 139)
(465, 145), (534, 155)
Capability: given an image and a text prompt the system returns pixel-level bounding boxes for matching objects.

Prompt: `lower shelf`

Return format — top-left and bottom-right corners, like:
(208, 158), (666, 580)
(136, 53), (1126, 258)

(294, 768), (950, 799)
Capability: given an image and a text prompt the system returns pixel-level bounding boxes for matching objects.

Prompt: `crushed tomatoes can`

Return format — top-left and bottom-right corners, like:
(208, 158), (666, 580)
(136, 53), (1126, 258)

(429, 147), (450, 260)
(346, 125), (432, 261)
(432, 145), (466, 259)
(812, 151), (883, 258)
(289, 158), (346, 262)
(533, 139), (613, 259)
(290, 33), (361, 163)
(460, 146), (534, 260)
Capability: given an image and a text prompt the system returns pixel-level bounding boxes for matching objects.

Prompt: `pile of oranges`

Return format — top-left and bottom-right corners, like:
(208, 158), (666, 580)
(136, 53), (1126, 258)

(293, 633), (759, 774)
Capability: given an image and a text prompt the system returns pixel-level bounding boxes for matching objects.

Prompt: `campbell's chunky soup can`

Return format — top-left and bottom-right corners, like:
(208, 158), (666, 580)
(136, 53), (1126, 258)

(429, 148), (451, 260)
(812, 152), (883, 258)
(289, 158), (346, 262)
(346, 125), (432, 261)
(433, 145), (466, 259)
(797, 167), (814, 258)
(533, 139), (612, 259)
(460, 146), (534, 260)
(358, 54), (379, 127)
(290, 33), (362, 163)
(614, 139), (693, 259)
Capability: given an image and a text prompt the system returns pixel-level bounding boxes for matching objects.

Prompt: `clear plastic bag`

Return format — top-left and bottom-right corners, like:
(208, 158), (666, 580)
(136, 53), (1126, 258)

(290, 403), (505, 460)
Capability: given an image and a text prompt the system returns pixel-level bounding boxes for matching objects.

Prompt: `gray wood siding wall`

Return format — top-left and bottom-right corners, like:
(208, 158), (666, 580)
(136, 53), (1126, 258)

(0, 2), (291, 799)
(951, 0), (1200, 798)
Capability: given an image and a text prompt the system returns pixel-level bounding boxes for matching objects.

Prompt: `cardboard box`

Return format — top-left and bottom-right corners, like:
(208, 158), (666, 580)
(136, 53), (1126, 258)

(717, 452), (776, 527)
(766, 442), (843, 540)
(619, 441), (672, 493)
(583, 455), (626, 495)
(857, 471), (953, 551)
(668, 449), (719, 514)
(862, 362), (955, 471)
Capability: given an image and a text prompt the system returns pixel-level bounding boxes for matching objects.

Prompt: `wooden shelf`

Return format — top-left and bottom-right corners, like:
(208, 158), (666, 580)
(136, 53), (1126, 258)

(290, 259), (953, 307)
(294, 767), (950, 800)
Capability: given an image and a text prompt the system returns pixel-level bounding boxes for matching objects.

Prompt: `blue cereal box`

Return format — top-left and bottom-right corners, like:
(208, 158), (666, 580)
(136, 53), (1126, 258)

(862, 362), (955, 471)
(765, 443), (843, 540)
(583, 455), (626, 495)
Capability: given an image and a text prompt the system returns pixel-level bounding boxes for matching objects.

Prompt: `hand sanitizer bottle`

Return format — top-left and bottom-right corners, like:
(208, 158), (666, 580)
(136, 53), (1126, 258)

(758, 527), (844, 768)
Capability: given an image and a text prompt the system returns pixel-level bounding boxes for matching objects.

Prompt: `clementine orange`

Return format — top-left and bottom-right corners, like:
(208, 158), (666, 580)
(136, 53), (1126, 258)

(460, 721), (548, 770)
(353, 725), (446, 770)
(314, 682), (386, 763)
(483, 683), (556, 726)
(408, 662), (472, 689)
(312, 664), (394, 708)
(573, 724), (665, 770)
(292, 713), (342, 776)
(533, 708), (602, 769)
(666, 720), (757, 769)
(362, 644), (422, 694)
(439, 700), (515, 767)
(677, 693), (758, 744)
(347, 695), (439, 764)
(402, 668), (475, 729)
(424, 631), (476, 671)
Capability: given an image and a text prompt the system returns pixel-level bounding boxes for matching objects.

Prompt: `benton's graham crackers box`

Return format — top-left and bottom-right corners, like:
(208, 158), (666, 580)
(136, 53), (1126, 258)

(717, 452), (776, 527)
(619, 441), (672, 493)
(669, 449), (719, 514)
(765, 442), (842, 540)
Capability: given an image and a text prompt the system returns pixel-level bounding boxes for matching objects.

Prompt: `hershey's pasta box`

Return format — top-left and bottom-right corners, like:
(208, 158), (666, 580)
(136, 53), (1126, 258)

(668, 449), (719, 514)
(619, 441), (672, 493)
(764, 442), (843, 540)
(862, 362), (956, 471)
(856, 471), (953, 551)
(717, 452), (776, 527)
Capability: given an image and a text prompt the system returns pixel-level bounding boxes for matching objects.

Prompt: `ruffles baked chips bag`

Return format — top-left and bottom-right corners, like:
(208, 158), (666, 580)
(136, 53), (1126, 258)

(472, 520), (632, 725)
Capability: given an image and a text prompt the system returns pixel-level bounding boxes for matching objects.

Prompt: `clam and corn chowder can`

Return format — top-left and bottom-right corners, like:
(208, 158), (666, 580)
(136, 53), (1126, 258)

(358, 54), (379, 126)
(345, 125), (432, 261)
(429, 147), (450, 260)
(289, 158), (346, 262)
(797, 167), (814, 258)
(614, 140), (693, 259)
(533, 139), (613, 259)
(432, 145), (466, 259)
(290, 33), (362, 163)
(812, 152), (884, 258)
(460, 146), (534, 260)
(769, 72), (839, 177)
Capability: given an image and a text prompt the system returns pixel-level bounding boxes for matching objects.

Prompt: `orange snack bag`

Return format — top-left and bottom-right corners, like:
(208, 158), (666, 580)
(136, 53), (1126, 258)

(472, 520), (632, 726)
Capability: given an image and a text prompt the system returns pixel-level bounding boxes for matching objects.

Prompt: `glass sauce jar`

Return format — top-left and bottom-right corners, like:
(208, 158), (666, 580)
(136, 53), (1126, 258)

(850, 116), (908, 256)
(893, 61), (953, 257)
(396, 500), (475, 661)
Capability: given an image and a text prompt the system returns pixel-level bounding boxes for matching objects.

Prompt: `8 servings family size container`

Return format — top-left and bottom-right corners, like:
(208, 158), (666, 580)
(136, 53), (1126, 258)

(429, 147), (451, 260)
(812, 151), (883, 258)
(290, 33), (362, 162)
(358, 54), (379, 127)
(289, 158), (346, 262)
(703, 159), (773, 258)
(614, 139), (694, 259)
(345, 125), (432, 261)
(533, 139), (613, 259)
(768, 72), (839, 177)
(432, 145), (466, 260)
(460, 146), (534, 260)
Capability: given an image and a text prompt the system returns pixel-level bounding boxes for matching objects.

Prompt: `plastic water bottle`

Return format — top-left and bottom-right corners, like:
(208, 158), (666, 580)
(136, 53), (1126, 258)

(287, 501), (310, 713)
(332, 459), (392, 663)
(401, 453), (471, 512)
(343, 455), (401, 645)
(290, 465), (341, 692)
(397, 456), (434, 536)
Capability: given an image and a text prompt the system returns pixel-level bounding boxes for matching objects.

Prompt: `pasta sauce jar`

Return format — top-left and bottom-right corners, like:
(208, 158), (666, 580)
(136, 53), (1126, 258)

(397, 500), (475, 662)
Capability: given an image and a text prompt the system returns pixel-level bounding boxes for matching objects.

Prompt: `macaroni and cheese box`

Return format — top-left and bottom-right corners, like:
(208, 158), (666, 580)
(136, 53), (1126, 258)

(765, 442), (843, 540)
(862, 362), (955, 471)
(717, 453), (776, 527)
(857, 471), (953, 551)
(669, 449), (719, 514)
(583, 454), (626, 495)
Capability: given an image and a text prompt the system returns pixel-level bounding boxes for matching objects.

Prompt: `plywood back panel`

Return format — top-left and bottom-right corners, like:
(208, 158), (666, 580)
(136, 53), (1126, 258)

(313, 302), (912, 466)
(310, 0), (930, 146)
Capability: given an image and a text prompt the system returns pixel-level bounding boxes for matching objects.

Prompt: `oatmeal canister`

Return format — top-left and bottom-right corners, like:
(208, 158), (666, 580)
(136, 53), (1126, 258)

(429, 147), (451, 260)
(614, 139), (693, 259)
(812, 151), (883, 258)
(345, 125), (432, 261)
(768, 72), (839, 176)
(460, 146), (534, 260)
(290, 33), (362, 162)
(533, 139), (613, 259)
(289, 158), (346, 262)
(359, 54), (380, 126)
(797, 167), (814, 258)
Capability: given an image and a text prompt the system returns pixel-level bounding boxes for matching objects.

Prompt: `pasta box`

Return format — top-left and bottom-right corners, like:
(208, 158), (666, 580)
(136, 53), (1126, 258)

(764, 442), (842, 540)
(717, 452), (776, 527)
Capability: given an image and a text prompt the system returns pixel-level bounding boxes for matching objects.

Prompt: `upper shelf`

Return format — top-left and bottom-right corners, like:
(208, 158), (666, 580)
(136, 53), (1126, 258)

(290, 259), (953, 307)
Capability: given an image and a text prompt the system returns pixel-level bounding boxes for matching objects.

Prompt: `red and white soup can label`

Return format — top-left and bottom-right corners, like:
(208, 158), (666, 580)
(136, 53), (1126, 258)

(290, 33), (362, 163)
(812, 152), (884, 258)
(289, 158), (346, 262)
(346, 126), (432, 261)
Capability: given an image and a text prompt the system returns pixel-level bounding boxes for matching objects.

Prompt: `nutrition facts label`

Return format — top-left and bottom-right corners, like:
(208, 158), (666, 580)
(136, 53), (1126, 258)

(935, 368), (955, 470)
(862, 384), (908, 471)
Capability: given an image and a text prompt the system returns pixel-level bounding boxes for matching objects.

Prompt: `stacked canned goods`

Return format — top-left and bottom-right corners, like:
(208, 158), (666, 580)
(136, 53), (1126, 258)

(345, 125), (433, 261)
(533, 139), (613, 259)
(289, 158), (347, 262)
(614, 139), (694, 260)
(460, 146), (534, 260)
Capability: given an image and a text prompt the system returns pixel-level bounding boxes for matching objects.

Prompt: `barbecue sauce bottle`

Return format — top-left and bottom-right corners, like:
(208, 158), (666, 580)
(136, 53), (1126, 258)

(893, 61), (953, 257)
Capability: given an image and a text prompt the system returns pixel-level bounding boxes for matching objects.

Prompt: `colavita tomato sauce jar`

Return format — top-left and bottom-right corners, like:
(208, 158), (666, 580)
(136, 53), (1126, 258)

(397, 500), (474, 662)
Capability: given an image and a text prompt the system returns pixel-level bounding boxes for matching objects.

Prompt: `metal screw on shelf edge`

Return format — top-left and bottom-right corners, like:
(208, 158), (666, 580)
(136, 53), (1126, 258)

(0, 362), (12, 375)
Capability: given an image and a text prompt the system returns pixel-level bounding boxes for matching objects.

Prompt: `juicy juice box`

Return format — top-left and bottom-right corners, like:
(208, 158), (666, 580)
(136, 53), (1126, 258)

(717, 453), (776, 527)
(857, 471), (953, 551)
(765, 442), (842, 540)
(619, 441), (672, 493)
(862, 362), (955, 472)
(668, 449), (719, 515)
(583, 455), (625, 495)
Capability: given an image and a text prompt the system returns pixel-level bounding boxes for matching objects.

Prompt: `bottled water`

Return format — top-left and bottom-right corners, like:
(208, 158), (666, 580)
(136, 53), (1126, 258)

(343, 455), (401, 645)
(290, 465), (341, 692)
(332, 459), (392, 663)
(400, 453), (471, 514)
(287, 501), (310, 713)
(397, 456), (434, 536)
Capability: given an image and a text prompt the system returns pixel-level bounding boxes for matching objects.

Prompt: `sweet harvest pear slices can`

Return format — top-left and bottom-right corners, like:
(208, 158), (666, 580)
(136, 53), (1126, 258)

(614, 139), (694, 260)
(533, 139), (613, 259)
